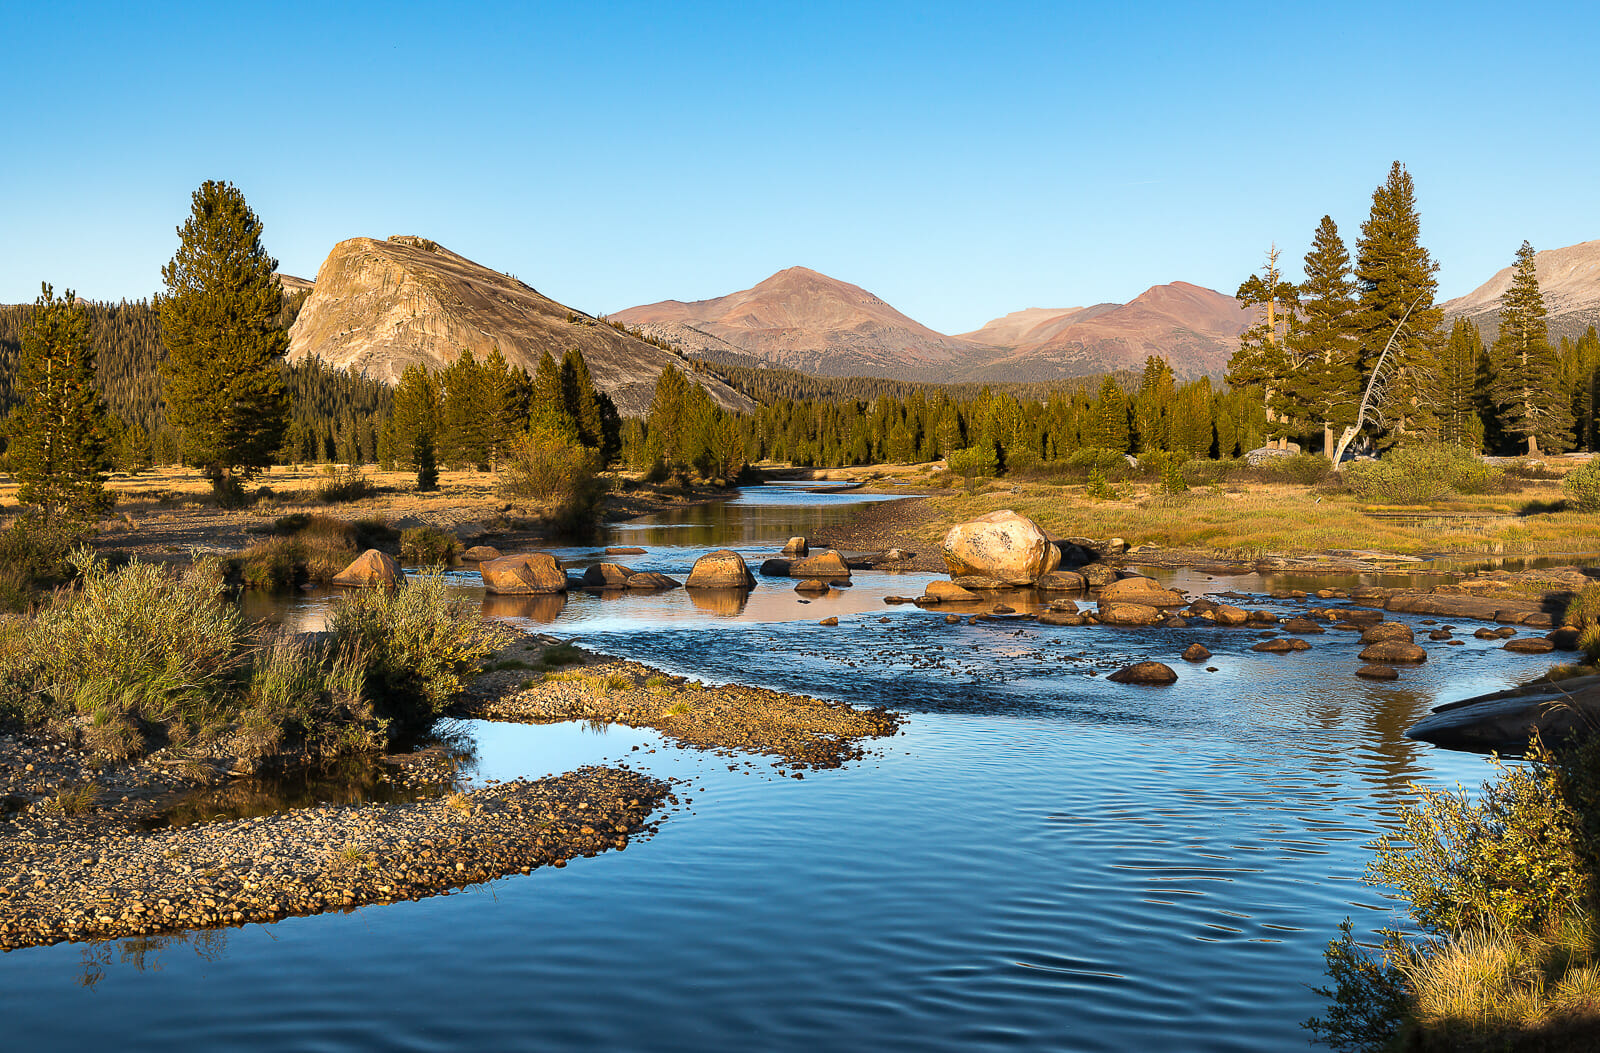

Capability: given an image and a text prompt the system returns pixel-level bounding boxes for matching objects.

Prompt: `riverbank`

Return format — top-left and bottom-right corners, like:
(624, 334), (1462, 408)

(0, 765), (666, 951)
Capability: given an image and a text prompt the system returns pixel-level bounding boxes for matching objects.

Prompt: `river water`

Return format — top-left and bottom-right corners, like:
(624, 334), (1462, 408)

(2, 486), (1550, 1051)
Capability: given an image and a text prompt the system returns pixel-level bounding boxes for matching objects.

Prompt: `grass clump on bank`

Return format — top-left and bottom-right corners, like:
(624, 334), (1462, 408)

(236, 514), (398, 590)
(0, 551), (493, 767)
(399, 526), (461, 566)
(1307, 733), (1600, 1051)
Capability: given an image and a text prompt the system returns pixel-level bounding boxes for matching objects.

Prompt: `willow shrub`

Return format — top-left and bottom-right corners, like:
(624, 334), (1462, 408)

(1563, 458), (1600, 512)
(497, 430), (607, 534)
(327, 571), (494, 732)
(1342, 444), (1505, 503)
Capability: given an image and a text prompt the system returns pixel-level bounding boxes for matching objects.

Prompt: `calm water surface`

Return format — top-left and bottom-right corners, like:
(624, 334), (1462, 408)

(4, 485), (1548, 1051)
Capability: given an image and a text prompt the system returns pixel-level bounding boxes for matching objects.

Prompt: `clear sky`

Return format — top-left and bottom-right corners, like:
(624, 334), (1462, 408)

(4, 1), (1596, 334)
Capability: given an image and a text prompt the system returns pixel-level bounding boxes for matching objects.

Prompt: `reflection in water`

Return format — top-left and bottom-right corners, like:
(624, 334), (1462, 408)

(686, 587), (751, 617)
(77, 929), (229, 990)
(480, 592), (567, 623)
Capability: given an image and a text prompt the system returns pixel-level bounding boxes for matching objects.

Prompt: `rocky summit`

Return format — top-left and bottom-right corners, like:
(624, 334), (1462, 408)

(287, 236), (754, 417)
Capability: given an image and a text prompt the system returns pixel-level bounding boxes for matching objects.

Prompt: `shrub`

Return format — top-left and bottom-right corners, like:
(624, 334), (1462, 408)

(1159, 458), (1188, 494)
(1343, 444), (1504, 504)
(1255, 451), (1336, 486)
(26, 552), (248, 729)
(1368, 734), (1591, 937)
(317, 465), (375, 503)
(241, 632), (379, 759)
(400, 526), (461, 566)
(1064, 447), (1135, 481)
(497, 431), (608, 534)
(327, 572), (494, 730)
(946, 444), (997, 490)
(0, 514), (83, 610)
(1563, 458), (1600, 512)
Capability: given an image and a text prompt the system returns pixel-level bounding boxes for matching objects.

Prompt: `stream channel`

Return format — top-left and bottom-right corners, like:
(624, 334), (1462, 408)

(2, 484), (1560, 1050)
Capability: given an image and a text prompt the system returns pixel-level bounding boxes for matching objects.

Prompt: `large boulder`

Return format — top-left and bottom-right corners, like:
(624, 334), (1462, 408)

(1361, 622), (1414, 645)
(581, 562), (635, 588)
(941, 509), (1061, 587)
(781, 537), (809, 557)
(1099, 577), (1185, 607)
(686, 549), (756, 589)
(480, 553), (567, 594)
(1408, 675), (1600, 751)
(789, 550), (852, 579)
(332, 549), (404, 588)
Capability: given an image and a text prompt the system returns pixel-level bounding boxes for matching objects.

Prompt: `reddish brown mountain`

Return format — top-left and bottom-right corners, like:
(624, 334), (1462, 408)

(612, 266), (972, 377)
(959, 282), (1253, 381)
(616, 268), (1250, 382)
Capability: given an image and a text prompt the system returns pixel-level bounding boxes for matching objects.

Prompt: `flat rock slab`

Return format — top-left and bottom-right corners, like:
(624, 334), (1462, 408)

(1359, 641), (1427, 663)
(1357, 664), (1399, 680)
(1408, 675), (1600, 752)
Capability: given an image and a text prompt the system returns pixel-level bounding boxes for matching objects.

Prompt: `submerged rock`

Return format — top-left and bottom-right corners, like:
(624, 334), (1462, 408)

(1356, 664), (1399, 681)
(1358, 640), (1427, 663)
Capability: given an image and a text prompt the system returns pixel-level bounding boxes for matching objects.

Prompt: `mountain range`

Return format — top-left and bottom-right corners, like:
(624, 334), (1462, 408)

(1440, 238), (1600, 346)
(613, 270), (1251, 382)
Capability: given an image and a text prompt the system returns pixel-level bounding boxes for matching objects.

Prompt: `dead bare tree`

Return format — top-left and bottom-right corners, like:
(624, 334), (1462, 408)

(1330, 294), (1426, 470)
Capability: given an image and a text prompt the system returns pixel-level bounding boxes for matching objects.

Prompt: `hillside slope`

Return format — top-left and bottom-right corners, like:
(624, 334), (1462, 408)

(287, 236), (753, 417)
(1442, 238), (1600, 345)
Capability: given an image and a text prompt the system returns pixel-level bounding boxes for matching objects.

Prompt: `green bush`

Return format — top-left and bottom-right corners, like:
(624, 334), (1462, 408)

(1064, 447), (1136, 481)
(946, 444), (997, 492)
(317, 465), (375, 503)
(22, 552), (248, 732)
(327, 572), (494, 730)
(239, 633), (379, 759)
(1343, 444), (1504, 503)
(400, 526), (462, 566)
(0, 514), (83, 611)
(1563, 458), (1600, 512)
(497, 431), (608, 534)
(1256, 451), (1336, 486)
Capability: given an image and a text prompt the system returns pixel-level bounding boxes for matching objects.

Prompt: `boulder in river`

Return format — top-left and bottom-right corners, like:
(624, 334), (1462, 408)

(782, 537), (809, 557)
(1096, 602), (1164, 626)
(1282, 617), (1325, 635)
(1360, 622), (1414, 645)
(581, 562), (635, 588)
(1356, 664), (1400, 681)
(461, 545), (502, 562)
(1181, 643), (1211, 662)
(794, 579), (831, 594)
(1037, 610), (1084, 626)
(481, 553), (567, 594)
(941, 509), (1061, 587)
(922, 580), (979, 604)
(606, 546), (647, 555)
(1099, 577), (1185, 607)
(686, 549), (756, 589)
(789, 550), (852, 579)
(1359, 640), (1427, 663)
(1107, 661), (1177, 685)
(1504, 637), (1555, 654)
(332, 549), (404, 588)
(1211, 605), (1248, 626)
(1080, 564), (1119, 587)
(625, 572), (681, 590)
(1037, 571), (1088, 592)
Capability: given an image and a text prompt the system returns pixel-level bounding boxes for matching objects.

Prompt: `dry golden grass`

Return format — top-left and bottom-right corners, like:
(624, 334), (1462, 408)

(914, 479), (1600, 559)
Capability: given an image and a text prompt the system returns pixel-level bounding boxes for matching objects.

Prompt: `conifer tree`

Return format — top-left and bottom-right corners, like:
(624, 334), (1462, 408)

(388, 364), (440, 470)
(645, 364), (691, 466)
(529, 352), (576, 439)
(1561, 326), (1600, 451)
(1132, 356), (1175, 453)
(1171, 378), (1215, 458)
(1353, 162), (1444, 444)
(117, 421), (154, 474)
(1290, 217), (1361, 456)
(560, 348), (605, 449)
(1089, 377), (1130, 451)
(7, 284), (113, 524)
(1488, 241), (1569, 455)
(1227, 247), (1301, 447)
(158, 180), (290, 502)
(438, 350), (489, 468)
(1439, 318), (1486, 449)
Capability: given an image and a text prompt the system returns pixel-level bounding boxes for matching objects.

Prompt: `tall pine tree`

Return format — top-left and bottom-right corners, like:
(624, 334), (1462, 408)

(1438, 318), (1486, 449)
(159, 180), (290, 502)
(1290, 217), (1361, 456)
(1488, 241), (1569, 455)
(1226, 246), (1300, 448)
(7, 285), (113, 525)
(1353, 162), (1444, 445)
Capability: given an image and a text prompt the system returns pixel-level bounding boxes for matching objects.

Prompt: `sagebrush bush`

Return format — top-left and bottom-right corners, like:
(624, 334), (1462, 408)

(400, 526), (461, 566)
(1563, 458), (1600, 512)
(24, 552), (249, 728)
(497, 431), (607, 533)
(1343, 444), (1504, 503)
(328, 572), (494, 730)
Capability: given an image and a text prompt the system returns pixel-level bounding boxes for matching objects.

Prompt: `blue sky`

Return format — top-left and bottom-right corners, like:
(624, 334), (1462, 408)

(4, 1), (1596, 333)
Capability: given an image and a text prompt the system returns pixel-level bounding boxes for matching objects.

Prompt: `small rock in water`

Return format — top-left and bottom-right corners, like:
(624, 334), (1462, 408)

(1356, 664), (1399, 680)
(819, 617), (839, 627)
(1504, 637), (1554, 654)
(1106, 661), (1178, 685)
(1361, 622), (1414, 645)
(1181, 643), (1210, 662)
(945, 614), (961, 624)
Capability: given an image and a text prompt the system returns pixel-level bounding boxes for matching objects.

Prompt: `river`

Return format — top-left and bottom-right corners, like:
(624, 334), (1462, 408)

(3, 485), (1544, 1050)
